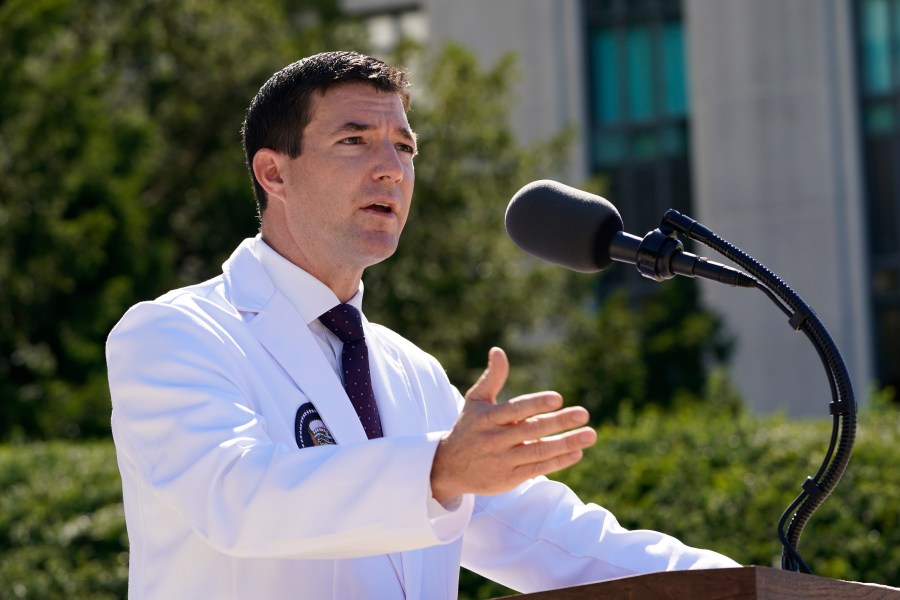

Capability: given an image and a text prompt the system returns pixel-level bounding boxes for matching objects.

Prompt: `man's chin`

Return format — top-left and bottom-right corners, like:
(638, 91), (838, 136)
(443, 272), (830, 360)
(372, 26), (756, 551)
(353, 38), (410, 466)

(354, 248), (398, 272)
(357, 234), (400, 265)
(364, 248), (398, 268)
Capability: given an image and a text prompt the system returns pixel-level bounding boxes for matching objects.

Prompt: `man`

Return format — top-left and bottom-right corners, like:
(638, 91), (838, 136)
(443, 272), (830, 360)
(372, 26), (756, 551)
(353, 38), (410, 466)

(107, 51), (739, 599)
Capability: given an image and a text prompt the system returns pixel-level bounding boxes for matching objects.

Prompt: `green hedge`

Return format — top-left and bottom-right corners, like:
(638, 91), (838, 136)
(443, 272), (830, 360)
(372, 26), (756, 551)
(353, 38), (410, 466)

(561, 404), (900, 584)
(0, 443), (127, 599)
(2, 405), (897, 599)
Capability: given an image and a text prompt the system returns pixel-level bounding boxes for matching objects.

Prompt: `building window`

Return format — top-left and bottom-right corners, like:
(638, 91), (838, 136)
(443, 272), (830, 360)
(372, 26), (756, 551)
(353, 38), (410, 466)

(858, 0), (900, 392)
(584, 0), (690, 247)
(343, 3), (428, 58)
(364, 9), (428, 57)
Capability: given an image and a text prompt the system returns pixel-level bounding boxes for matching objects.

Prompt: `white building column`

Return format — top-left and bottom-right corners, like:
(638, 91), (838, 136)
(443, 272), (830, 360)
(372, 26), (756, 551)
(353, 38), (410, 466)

(686, 0), (873, 414)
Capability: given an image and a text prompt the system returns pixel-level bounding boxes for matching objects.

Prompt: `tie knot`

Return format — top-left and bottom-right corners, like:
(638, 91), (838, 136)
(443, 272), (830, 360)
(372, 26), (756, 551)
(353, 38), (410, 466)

(319, 304), (365, 343)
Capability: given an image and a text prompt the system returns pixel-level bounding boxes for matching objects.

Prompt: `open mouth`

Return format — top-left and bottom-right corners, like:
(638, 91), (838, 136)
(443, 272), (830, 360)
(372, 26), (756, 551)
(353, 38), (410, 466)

(367, 202), (393, 214)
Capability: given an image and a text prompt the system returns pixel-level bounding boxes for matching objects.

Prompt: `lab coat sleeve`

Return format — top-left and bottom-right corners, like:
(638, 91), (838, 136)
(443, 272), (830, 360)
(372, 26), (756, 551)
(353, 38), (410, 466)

(107, 300), (473, 560)
(461, 476), (740, 593)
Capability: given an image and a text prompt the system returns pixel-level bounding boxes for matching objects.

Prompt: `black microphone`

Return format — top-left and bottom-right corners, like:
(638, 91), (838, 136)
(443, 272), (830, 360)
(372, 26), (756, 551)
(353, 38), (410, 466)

(505, 180), (755, 287)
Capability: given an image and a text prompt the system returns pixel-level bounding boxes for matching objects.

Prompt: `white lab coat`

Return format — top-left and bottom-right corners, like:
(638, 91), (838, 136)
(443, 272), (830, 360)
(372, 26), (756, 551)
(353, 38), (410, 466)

(107, 238), (739, 599)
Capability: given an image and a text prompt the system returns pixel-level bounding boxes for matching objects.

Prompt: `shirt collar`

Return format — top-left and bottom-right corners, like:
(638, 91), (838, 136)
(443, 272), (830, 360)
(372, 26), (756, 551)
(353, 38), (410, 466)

(251, 235), (364, 325)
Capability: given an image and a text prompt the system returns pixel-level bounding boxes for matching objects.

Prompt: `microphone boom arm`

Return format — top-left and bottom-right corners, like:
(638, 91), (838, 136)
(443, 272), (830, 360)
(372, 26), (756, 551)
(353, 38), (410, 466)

(654, 209), (858, 574)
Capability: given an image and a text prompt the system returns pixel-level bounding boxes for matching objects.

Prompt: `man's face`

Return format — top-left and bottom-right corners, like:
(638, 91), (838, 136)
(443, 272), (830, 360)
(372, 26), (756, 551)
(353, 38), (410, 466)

(265, 82), (416, 287)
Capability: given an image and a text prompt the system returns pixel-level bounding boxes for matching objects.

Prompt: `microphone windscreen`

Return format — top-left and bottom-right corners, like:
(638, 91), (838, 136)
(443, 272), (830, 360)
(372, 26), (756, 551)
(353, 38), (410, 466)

(505, 180), (624, 272)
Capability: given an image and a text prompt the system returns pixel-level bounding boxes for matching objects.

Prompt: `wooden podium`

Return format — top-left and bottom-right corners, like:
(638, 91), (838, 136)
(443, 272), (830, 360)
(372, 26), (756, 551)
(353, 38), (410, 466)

(498, 566), (900, 599)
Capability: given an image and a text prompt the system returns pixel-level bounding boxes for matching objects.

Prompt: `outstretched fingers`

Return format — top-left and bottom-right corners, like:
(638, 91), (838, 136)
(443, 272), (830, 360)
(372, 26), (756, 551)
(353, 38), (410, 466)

(431, 346), (599, 500)
(487, 400), (597, 481)
(513, 449), (587, 482)
(515, 426), (597, 461)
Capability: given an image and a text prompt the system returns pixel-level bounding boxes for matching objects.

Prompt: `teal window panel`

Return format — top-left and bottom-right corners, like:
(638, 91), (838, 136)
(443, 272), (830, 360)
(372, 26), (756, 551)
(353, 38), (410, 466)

(861, 0), (892, 93)
(626, 25), (654, 120)
(662, 21), (688, 116)
(591, 30), (621, 124)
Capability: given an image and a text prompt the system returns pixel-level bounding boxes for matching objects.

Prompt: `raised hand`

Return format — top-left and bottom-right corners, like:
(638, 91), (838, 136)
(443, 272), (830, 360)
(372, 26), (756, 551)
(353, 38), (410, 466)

(430, 347), (597, 503)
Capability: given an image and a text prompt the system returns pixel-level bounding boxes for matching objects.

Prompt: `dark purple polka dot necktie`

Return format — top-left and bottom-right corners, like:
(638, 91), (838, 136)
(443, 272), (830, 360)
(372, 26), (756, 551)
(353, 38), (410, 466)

(319, 304), (383, 439)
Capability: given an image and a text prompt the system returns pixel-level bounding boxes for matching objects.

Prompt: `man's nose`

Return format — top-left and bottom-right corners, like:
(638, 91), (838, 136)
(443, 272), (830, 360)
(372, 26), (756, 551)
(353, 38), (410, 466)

(372, 140), (404, 182)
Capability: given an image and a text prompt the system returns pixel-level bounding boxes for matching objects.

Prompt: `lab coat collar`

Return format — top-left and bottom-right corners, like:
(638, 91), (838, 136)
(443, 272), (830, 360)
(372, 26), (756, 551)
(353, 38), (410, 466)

(222, 239), (368, 445)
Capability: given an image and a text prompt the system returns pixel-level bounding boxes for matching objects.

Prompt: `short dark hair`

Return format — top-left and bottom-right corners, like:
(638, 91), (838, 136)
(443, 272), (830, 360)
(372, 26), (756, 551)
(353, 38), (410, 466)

(241, 51), (411, 214)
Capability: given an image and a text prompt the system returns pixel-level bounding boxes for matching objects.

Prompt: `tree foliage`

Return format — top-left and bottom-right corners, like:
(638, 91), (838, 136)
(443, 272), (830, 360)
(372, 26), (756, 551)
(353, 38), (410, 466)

(0, 0), (354, 440)
(551, 276), (736, 424)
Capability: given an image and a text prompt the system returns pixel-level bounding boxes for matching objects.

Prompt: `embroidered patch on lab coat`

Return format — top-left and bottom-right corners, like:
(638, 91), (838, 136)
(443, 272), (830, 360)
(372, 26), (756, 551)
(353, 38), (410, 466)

(295, 402), (336, 448)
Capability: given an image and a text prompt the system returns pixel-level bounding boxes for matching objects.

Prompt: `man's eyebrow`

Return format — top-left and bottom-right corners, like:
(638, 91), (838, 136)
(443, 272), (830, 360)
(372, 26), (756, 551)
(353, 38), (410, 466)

(335, 122), (374, 134)
(398, 127), (417, 144)
(335, 122), (417, 144)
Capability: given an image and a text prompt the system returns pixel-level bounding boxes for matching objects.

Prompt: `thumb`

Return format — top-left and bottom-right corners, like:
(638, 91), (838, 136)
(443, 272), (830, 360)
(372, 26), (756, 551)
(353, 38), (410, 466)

(464, 347), (509, 405)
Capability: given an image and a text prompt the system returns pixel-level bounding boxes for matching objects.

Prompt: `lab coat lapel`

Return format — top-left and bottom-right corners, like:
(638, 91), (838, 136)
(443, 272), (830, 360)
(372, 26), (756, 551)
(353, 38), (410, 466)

(365, 321), (424, 439)
(253, 297), (368, 444)
(224, 241), (367, 445)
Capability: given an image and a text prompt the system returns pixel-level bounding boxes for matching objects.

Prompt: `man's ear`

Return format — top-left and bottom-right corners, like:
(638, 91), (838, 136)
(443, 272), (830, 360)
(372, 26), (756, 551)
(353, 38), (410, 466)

(252, 149), (287, 203)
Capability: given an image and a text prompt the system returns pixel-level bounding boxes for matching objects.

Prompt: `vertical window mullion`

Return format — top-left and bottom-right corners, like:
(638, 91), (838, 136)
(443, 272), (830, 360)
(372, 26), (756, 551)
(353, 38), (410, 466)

(892, 0), (900, 259)
(616, 21), (629, 162)
(650, 5), (672, 214)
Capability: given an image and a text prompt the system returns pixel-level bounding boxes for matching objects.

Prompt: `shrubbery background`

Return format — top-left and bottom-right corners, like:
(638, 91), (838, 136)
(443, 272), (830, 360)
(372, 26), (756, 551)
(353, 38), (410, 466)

(3, 402), (897, 599)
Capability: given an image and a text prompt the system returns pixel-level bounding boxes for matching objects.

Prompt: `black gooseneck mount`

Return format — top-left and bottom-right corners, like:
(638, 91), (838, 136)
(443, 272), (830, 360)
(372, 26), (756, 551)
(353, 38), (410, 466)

(625, 210), (857, 574)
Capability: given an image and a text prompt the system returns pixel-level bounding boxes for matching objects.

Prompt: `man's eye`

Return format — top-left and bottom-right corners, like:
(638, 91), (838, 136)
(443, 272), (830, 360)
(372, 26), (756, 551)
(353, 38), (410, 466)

(397, 144), (416, 155)
(340, 137), (363, 145)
